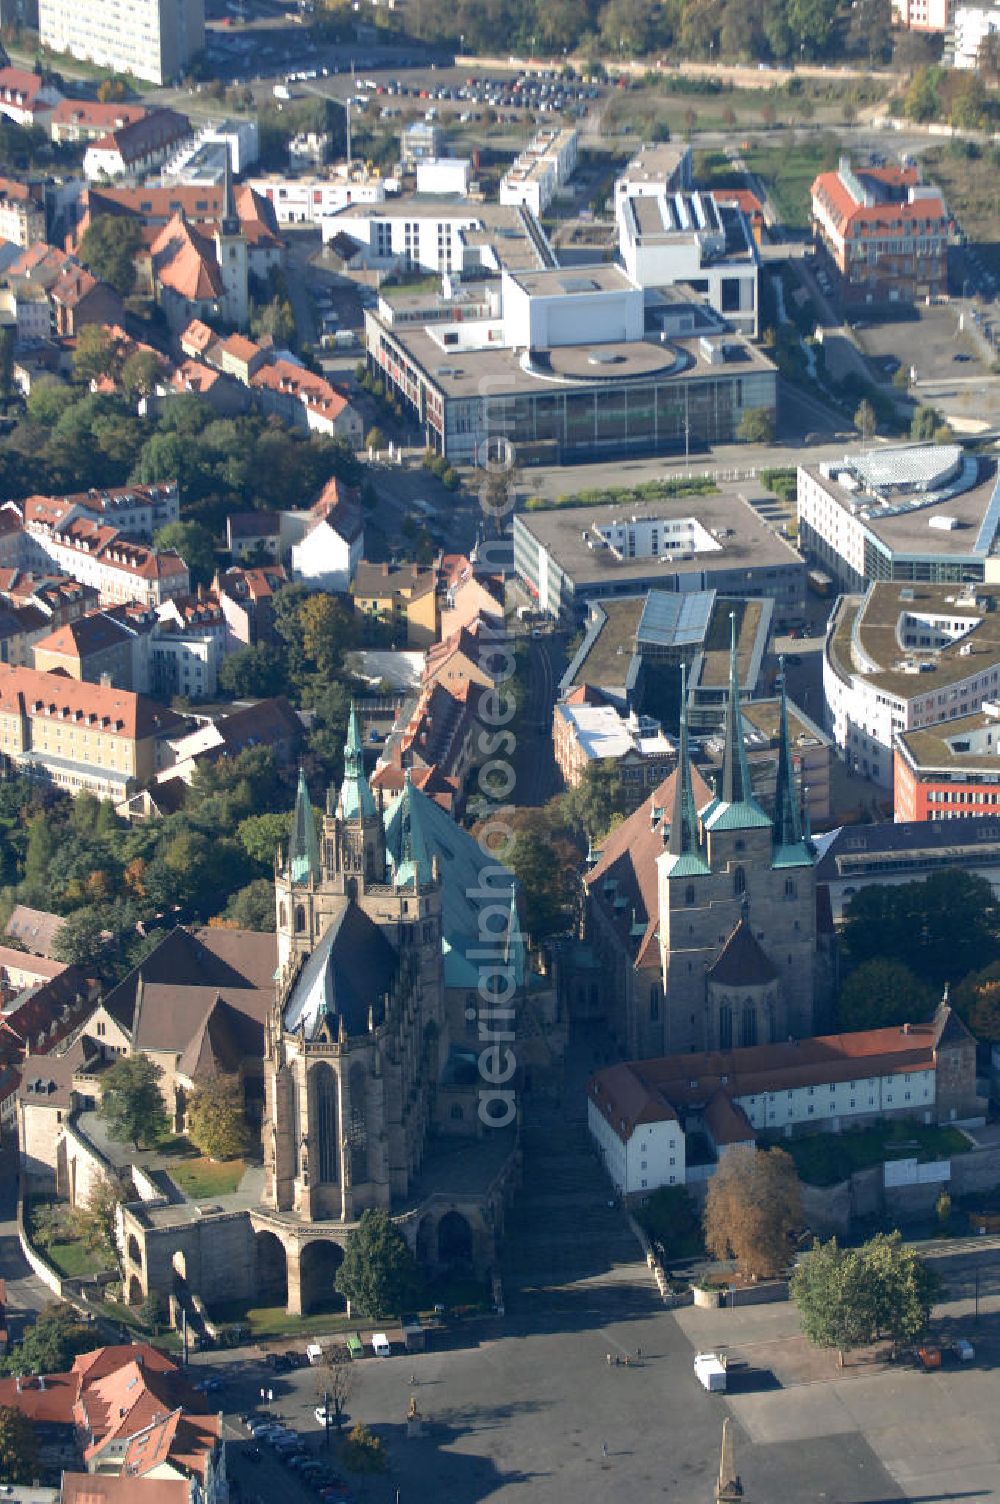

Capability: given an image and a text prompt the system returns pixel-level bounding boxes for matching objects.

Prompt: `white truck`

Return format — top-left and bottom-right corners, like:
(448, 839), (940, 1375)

(694, 1352), (728, 1393)
(371, 1332), (391, 1357)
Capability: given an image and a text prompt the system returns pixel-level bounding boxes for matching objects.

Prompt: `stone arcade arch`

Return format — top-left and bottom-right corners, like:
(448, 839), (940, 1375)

(126, 1273), (143, 1306)
(415, 1214), (436, 1268)
(298, 1237), (345, 1316)
(255, 1229), (288, 1306)
(127, 1234), (142, 1268)
(437, 1210), (474, 1273)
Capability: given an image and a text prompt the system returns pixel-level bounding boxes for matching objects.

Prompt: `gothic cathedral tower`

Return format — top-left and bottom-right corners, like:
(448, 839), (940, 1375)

(656, 628), (816, 1053)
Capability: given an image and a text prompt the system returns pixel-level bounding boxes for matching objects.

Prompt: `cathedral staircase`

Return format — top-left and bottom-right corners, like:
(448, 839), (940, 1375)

(501, 1025), (646, 1306)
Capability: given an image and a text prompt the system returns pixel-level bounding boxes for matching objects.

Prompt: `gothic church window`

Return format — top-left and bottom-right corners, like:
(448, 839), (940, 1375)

(740, 1004), (757, 1048)
(720, 1004), (733, 1050)
(295, 904), (306, 933)
(312, 1063), (338, 1184)
(733, 866), (746, 897)
(685, 885), (696, 906)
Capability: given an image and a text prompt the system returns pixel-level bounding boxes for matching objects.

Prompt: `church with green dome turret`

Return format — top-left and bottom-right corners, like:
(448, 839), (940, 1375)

(264, 706), (543, 1244)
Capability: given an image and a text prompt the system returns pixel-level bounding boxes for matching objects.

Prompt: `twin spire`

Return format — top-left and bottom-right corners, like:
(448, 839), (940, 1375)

(665, 616), (808, 861)
(289, 704), (381, 884)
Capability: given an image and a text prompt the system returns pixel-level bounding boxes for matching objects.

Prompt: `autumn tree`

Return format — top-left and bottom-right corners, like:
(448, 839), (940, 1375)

(186, 1075), (249, 1161)
(703, 1146), (803, 1280)
(71, 1171), (128, 1274)
(98, 1053), (169, 1149)
(0, 1406), (39, 1482)
(853, 399), (876, 443)
(317, 1347), (356, 1433)
(73, 324), (117, 386)
(953, 962), (1000, 1042)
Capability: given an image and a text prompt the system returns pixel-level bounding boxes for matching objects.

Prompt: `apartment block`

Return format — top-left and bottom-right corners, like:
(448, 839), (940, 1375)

(38, 0), (205, 87)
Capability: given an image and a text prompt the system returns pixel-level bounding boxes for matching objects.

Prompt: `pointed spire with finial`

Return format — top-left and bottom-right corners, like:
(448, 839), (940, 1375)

(338, 702), (377, 820)
(771, 659), (813, 868)
(220, 142), (239, 237)
(289, 766), (321, 885)
(721, 612), (754, 807)
(668, 661), (703, 862)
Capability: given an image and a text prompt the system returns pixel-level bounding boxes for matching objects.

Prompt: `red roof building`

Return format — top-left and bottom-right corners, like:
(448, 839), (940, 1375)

(811, 157), (949, 303)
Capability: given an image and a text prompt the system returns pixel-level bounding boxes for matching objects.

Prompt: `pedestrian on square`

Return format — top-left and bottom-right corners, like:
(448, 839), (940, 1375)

(602, 1441), (609, 1458)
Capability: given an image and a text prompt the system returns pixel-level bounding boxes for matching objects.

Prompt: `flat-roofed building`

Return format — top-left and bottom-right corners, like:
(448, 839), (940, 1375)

(825, 580), (1000, 787)
(38, 0), (205, 86)
(798, 444), (1000, 591)
(895, 702), (1000, 820)
(514, 490), (803, 620)
(553, 697), (675, 804)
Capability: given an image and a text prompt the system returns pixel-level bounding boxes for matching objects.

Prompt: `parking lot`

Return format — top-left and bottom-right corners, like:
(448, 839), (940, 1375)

(205, 1233), (1000, 1504)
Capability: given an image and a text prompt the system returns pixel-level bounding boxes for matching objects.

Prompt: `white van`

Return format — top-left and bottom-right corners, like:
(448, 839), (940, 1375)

(306, 1342), (324, 1364)
(371, 1332), (391, 1357)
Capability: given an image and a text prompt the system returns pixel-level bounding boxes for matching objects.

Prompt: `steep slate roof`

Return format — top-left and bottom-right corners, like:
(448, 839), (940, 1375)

(103, 925), (277, 1030)
(706, 918), (778, 988)
(382, 775), (525, 988)
(282, 899), (398, 1038)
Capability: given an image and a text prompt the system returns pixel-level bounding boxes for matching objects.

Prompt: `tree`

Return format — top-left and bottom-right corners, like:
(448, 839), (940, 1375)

(52, 906), (110, 968)
(703, 1146), (803, 1280)
(98, 1053), (169, 1149)
(154, 521), (215, 588)
(237, 811), (293, 868)
(838, 959), (936, 1032)
(0, 1406), (39, 1482)
(842, 869), (997, 989)
(853, 399), (876, 443)
(0, 325), (14, 403)
(79, 214), (142, 297)
(911, 403), (942, 440)
(848, 0), (891, 63)
(218, 643), (287, 699)
(73, 325), (117, 386)
(186, 1075), (249, 1160)
(140, 1290), (166, 1333)
(561, 760), (628, 844)
(508, 824), (576, 939)
(953, 962), (1000, 1042)
(1, 1302), (95, 1377)
(364, 426), (386, 451)
(792, 1232), (939, 1364)
(298, 591), (358, 678)
(791, 1238), (877, 1365)
(737, 407), (775, 444)
(122, 349), (164, 402)
(219, 878), (277, 931)
(335, 1208), (424, 1318)
(71, 1171), (127, 1274)
(902, 65), (942, 124)
(317, 1347), (355, 1433)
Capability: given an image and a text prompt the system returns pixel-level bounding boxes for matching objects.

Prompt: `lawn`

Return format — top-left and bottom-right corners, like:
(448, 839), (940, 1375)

(740, 141), (842, 231)
(46, 1237), (110, 1280)
(169, 1157), (246, 1199)
(922, 142), (1000, 274)
(209, 1299), (356, 1340)
(765, 1120), (971, 1188)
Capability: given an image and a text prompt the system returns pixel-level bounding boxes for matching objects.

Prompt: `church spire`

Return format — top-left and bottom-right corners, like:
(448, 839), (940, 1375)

(721, 612), (754, 807)
(289, 766), (320, 885)
(772, 661), (813, 867)
(220, 142), (239, 236)
(338, 703), (377, 821)
(668, 662), (701, 860)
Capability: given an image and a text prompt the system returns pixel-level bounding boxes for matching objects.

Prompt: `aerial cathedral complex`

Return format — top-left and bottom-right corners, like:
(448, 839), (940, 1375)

(584, 637), (825, 1061)
(113, 711), (550, 1317)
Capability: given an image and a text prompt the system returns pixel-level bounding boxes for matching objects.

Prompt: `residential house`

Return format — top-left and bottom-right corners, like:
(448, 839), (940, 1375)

(289, 478), (364, 590)
(48, 264), (123, 337)
(49, 98), (147, 145)
(0, 176), (46, 246)
(83, 108), (191, 182)
(32, 607), (153, 691)
(249, 356), (362, 442)
(21, 500), (189, 607)
(353, 560), (439, 648)
(438, 555), (504, 638)
(0, 68), (61, 128)
(151, 594), (228, 701)
(811, 157), (949, 303)
(226, 511), (280, 562)
(6, 903), (67, 958)
(159, 695), (302, 784)
(215, 563), (287, 646)
(553, 696), (676, 806)
(372, 679), (478, 815)
(423, 617), (499, 694)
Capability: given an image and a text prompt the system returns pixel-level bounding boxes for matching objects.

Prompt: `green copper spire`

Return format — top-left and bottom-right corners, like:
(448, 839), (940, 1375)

(339, 702), (377, 820)
(772, 661), (813, 867)
(668, 662), (702, 861)
(721, 613), (754, 807)
(290, 767), (320, 885)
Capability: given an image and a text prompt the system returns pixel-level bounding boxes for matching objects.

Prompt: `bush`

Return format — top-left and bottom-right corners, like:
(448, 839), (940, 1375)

(441, 466), (460, 490)
(340, 1422), (387, 1473)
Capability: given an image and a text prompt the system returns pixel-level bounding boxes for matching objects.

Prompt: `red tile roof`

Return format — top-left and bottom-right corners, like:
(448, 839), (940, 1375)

(151, 213), (223, 302)
(51, 99), (148, 131)
(0, 664), (182, 741)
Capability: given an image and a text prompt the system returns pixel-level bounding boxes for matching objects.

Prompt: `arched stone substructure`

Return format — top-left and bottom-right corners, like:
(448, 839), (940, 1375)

(127, 1234), (142, 1268)
(126, 1273), (143, 1306)
(437, 1210), (474, 1273)
(415, 1214), (436, 1268)
(298, 1237), (345, 1316)
(255, 1229), (288, 1306)
(171, 1250), (187, 1283)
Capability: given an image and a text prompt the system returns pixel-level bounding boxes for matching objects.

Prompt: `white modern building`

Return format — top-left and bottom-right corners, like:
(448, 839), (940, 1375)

(614, 142), (694, 202)
(617, 189), (760, 337)
(325, 199), (554, 276)
(499, 127), (578, 215)
(415, 158), (472, 197)
(38, 0), (205, 87)
(250, 168), (388, 226)
(824, 580), (1000, 786)
(798, 444), (1000, 591)
(501, 264), (645, 349)
(954, 4), (1000, 66)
